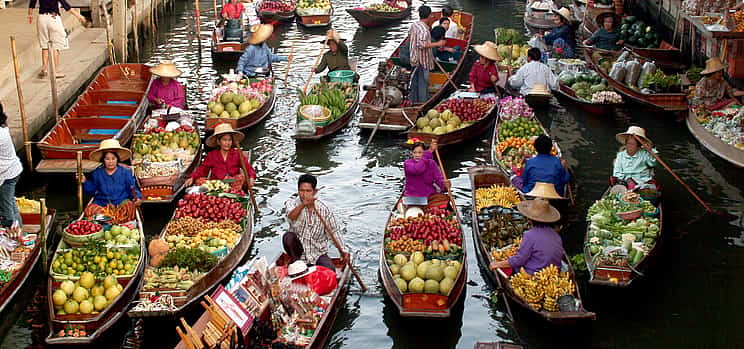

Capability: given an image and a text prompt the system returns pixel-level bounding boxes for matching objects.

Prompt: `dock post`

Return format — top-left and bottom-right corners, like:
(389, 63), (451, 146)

(112, 0), (127, 63)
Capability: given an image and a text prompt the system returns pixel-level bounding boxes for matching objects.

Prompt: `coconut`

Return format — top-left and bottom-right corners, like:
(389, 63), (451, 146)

(393, 254), (408, 266)
(416, 261), (430, 279)
(105, 286), (121, 301)
(408, 277), (425, 293)
(411, 252), (425, 265)
(390, 264), (401, 276)
(94, 295), (108, 311)
(445, 124), (456, 133)
(225, 103), (238, 113)
(220, 111), (231, 118)
(212, 103), (225, 115)
(394, 277), (408, 292)
(449, 260), (461, 271)
(220, 92), (233, 104)
(422, 126), (433, 133)
(230, 110), (241, 118)
(429, 118), (442, 128)
(433, 126), (447, 135)
(400, 262), (416, 281)
(80, 272), (95, 289)
(239, 101), (252, 114)
(79, 300), (94, 314)
(233, 94), (246, 105)
(73, 286), (89, 303)
(441, 109), (453, 122)
(424, 279), (440, 294)
(439, 277), (454, 295)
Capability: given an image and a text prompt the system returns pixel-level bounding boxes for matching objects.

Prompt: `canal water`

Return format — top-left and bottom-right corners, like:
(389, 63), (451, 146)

(3, 0), (744, 348)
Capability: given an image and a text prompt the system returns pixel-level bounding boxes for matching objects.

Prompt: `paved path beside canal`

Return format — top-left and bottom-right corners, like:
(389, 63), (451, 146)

(0, 8), (108, 152)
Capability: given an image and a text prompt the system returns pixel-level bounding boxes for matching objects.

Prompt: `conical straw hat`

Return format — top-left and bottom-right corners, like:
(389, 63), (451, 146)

(150, 60), (182, 78)
(517, 198), (561, 223)
(615, 126), (652, 147)
(700, 57), (728, 75)
(206, 123), (244, 148)
(473, 41), (501, 62)
(525, 182), (564, 200)
(247, 24), (274, 45)
(89, 139), (131, 162)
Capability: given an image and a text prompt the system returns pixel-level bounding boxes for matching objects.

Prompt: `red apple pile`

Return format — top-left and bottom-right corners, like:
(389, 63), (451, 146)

(65, 220), (102, 236)
(259, 1), (294, 12)
(434, 98), (496, 123)
(175, 193), (247, 222)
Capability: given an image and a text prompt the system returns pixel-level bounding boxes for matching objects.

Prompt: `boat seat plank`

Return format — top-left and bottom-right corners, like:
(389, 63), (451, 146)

(71, 104), (138, 117)
(36, 159), (100, 173)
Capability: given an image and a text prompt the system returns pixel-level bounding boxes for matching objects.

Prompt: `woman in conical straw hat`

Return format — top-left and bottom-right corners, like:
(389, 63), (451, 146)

(147, 60), (185, 108)
(611, 126), (659, 191)
(469, 41), (501, 94)
(693, 57), (744, 110)
(82, 139), (141, 223)
(512, 135), (570, 197)
(185, 123), (257, 192)
(489, 198), (564, 275)
(235, 24), (292, 77)
(534, 7), (576, 58)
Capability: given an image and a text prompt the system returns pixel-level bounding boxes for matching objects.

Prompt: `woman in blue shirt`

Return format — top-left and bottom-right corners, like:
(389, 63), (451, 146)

(519, 135), (570, 196)
(82, 139), (141, 224)
(236, 24), (289, 77)
(536, 7), (575, 58)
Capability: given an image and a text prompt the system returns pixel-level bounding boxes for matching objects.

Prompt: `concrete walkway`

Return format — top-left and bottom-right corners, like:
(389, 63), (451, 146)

(0, 8), (108, 151)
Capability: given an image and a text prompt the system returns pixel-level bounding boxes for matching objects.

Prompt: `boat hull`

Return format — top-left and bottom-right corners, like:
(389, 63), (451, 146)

(294, 93), (360, 140)
(686, 107), (744, 168)
(204, 75), (277, 133)
(346, 7), (411, 28)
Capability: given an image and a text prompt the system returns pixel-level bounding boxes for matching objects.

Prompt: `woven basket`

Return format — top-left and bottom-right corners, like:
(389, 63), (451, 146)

(617, 208), (642, 221)
(299, 105), (332, 125)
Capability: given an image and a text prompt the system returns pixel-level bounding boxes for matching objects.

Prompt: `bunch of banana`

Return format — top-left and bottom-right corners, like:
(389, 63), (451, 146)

(143, 266), (198, 290)
(16, 197), (40, 214)
(475, 184), (521, 211)
(490, 237), (521, 261)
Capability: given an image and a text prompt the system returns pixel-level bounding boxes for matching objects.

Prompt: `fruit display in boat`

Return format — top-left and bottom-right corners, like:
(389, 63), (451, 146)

(102, 225), (141, 245)
(131, 125), (199, 164)
(52, 275), (124, 316)
(16, 197), (41, 214)
(475, 184), (521, 210)
(494, 137), (558, 173)
(299, 82), (358, 122)
(509, 265), (574, 312)
(51, 245), (141, 277)
(388, 257), (462, 295)
(297, 0), (330, 9)
(434, 98), (496, 122)
(490, 237), (521, 261)
(498, 117), (542, 139)
(202, 180), (230, 193)
(207, 81), (270, 119)
(259, 0), (294, 12)
(367, 3), (402, 11)
(174, 193), (247, 222)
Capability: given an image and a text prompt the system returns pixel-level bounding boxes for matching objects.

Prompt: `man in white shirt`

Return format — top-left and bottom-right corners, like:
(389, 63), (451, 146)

(508, 47), (558, 96)
(432, 6), (459, 39)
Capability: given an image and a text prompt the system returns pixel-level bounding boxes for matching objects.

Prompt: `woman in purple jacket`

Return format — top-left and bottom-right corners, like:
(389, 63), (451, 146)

(403, 139), (450, 198)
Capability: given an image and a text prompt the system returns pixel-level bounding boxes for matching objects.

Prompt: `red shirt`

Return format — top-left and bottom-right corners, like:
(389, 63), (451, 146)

(221, 2), (244, 19)
(469, 61), (499, 93)
(191, 148), (257, 180)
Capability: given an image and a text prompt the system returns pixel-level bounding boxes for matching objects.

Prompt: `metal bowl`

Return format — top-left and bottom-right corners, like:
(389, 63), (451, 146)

(185, 185), (208, 195)
(557, 294), (578, 312)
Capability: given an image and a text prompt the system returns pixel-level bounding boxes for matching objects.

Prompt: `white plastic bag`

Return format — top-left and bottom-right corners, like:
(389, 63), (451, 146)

(528, 36), (548, 53)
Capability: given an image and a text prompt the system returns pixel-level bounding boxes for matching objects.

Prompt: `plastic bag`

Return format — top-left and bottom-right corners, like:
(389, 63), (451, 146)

(637, 62), (657, 89)
(609, 62), (626, 82)
(304, 266), (337, 295)
(616, 51), (630, 63)
(528, 36), (548, 53)
(624, 60), (642, 87)
(0, 234), (18, 253)
(558, 70), (575, 84)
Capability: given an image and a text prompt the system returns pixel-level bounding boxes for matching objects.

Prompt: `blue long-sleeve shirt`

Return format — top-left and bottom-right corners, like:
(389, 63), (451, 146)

(544, 24), (575, 55)
(235, 43), (286, 77)
(521, 154), (570, 196)
(84, 165), (141, 207)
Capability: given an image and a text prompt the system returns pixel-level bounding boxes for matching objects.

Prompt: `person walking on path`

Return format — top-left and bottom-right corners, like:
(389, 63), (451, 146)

(0, 104), (24, 229)
(408, 5), (445, 104)
(28, 0), (87, 78)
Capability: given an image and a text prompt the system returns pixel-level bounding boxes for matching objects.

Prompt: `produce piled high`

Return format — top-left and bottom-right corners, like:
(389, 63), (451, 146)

(298, 81), (358, 123)
(494, 136), (557, 174)
(601, 51), (681, 94)
(618, 16), (661, 49)
(366, 2), (405, 12)
(413, 97), (496, 135)
(258, 0), (295, 13)
(510, 265), (575, 312)
(691, 106), (744, 151)
(558, 69), (622, 104)
(207, 78), (273, 119)
(296, 0), (331, 14)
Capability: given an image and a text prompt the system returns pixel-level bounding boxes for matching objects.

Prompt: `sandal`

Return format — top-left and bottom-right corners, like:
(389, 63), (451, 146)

(38, 71), (48, 78)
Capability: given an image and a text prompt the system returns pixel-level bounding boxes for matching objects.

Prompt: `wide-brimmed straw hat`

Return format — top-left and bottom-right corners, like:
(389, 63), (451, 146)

(247, 24), (274, 45)
(150, 60), (182, 78)
(517, 198), (561, 223)
(206, 123), (245, 148)
(473, 41), (501, 62)
(595, 11), (621, 27)
(700, 57), (728, 76)
(528, 84), (551, 96)
(526, 182), (564, 200)
(287, 260), (316, 280)
(552, 7), (572, 23)
(615, 126), (652, 147)
(89, 139), (132, 162)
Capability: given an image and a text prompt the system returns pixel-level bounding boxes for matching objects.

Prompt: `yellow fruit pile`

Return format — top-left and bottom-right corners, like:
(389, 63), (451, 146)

(16, 197), (41, 214)
(476, 184), (521, 210)
(386, 237), (425, 254)
(510, 265), (574, 312)
(490, 237), (521, 261)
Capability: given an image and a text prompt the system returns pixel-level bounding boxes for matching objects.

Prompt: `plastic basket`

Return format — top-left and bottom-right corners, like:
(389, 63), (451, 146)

(299, 105), (331, 126)
(328, 70), (355, 83)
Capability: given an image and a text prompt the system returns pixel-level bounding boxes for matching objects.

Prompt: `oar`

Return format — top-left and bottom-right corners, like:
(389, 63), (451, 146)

(433, 148), (461, 222)
(303, 39), (327, 94)
(236, 147), (260, 218)
(284, 41), (295, 87)
(76, 151), (83, 214)
(311, 206), (367, 292)
(10, 36), (33, 169)
(361, 101), (389, 155)
(433, 59), (458, 91)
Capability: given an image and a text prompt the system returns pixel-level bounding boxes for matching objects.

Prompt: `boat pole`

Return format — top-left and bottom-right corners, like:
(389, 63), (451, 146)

(434, 147), (461, 223)
(237, 147), (259, 217)
(213, 0), (217, 22)
(303, 39), (327, 94)
(284, 42), (295, 87)
(77, 151), (84, 214)
(40, 198), (48, 273)
(47, 37), (60, 123)
(133, 0), (140, 63)
(195, 0), (202, 50)
(312, 206), (367, 292)
(433, 59), (459, 91)
(10, 36), (33, 169)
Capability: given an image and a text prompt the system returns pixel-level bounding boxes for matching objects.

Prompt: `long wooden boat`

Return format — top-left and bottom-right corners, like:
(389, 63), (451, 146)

(346, 4), (411, 28)
(583, 47), (687, 112)
(46, 210), (146, 345)
(127, 192), (254, 318)
(379, 193), (468, 318)
(296, 4), (333, 27)
(686, 106), (744, 168)
(174, 252), (350, 349)
(257, 0), (296, 23)
(204, 74), (277, 133)
(211, 22), (248, 61)
(293, 84), (360, 140)
(406, 91), (498, 147)
(583, 188), (663, 287)
(554, 81), (619, 114)
(467, 166), (595, 324)
(0, 209), (56, 314)
(36, 64), (152, 174)
(358, 11), (474, 132)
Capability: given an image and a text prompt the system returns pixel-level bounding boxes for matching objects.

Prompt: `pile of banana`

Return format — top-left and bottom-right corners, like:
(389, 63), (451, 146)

(510, 265), (574, 312)
(202, 180), (230, 193)
(475, 184), (521, 210)
(16, 197), (40, 214)
(490, 237), (521, 261)
(143, 266), (199, 290)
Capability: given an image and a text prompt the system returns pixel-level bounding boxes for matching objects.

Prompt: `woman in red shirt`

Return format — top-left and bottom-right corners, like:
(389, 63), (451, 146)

(469, 41), (501, 94)
(220, 0), (244, 20)
(185, 123), (256, 192)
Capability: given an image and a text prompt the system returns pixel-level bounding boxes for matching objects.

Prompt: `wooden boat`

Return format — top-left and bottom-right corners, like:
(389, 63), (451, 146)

(293, 84), (360, 140)
(379, 193), (468, 317)
(211, 21), (249, 61)
(131, 117), (203, 204)
(583, 47), (687, 112)
(174, 252), (350, 349)
(687, 106), (744, 168)
(204, 74), (277, 133)
(406, 91), (498, 147)
(0, 209), (56, 314)
(358, 11), (474, 132)
(554, 81), (620, 114)
(256, 0), (296, 23)
(583, 188), (663, 287)
(346, 3), (411, 28)
(127, 192), (254, 318)
(524, 1), (554, 33)
(467, 166), (595, 324)
(296, 4), (333, 27)
(491, 114), (563, 176)
(45, 210), (146, 345)
(36, 64), (152, 174)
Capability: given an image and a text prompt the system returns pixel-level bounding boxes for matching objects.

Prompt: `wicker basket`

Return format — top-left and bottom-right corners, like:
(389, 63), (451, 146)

(299, 105), (332, 125)
(617, 208), (642, 221)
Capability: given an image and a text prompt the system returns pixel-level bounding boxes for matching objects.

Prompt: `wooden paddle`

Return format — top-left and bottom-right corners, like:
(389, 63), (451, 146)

(303, 39), (328, 94)
(10, 36), (32, 169)
(433, 59), (459, 91)
(284, 41), (295, 87)
(76, 151), (83, 214)
(236, 147), (260, 218)
(311, 206), (367, 292)
(433, 147), (460, 223)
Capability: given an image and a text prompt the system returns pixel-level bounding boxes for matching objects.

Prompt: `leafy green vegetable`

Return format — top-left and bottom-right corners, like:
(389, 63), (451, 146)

(159, 248), (218, 272)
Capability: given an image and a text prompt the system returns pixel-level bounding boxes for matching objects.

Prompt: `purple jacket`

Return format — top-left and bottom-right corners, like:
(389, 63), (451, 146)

(147, 78), (185, 108)
(404, 150), (444, 198)
(508, 225), (563, 275)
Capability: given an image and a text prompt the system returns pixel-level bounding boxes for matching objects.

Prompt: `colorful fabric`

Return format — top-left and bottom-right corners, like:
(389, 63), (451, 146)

(190, 148), (257, 182)
(508, 225), (564, 275)
(694, 76), (735, 107)
(404, 150), (444, 198)
(544, 24), (575, 58)
(469, 60), (500, 93)
(283, 198), (344, 264)
(508, 61), (559, 96)
(220, 2), (244, 19)
(84, 200), (136, 224)
(521, 154), (570, 196)
(147, 78), (185, 108)
(83, 165), (141, 207)
(409, 20), (434, 70)
(612, 148), (657, 185)
(587, 28), (621, 51)
(314, 41), (351, 73)
(236, 43), (287, 77)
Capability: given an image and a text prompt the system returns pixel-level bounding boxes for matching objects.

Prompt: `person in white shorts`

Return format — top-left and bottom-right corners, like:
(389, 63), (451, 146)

(28, 0), (86, 78)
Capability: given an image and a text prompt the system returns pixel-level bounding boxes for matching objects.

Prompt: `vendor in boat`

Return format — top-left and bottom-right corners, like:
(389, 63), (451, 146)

(583, 12), (623, 51)
(508, 48), (558, 96)
(516, 135), (570, 197)
(220, 0), (244, 20)
(147, 60), (185, 109)
(489, 198), (563, 274)
(694, 57), (744, 110)
(407, 5), (446, 104)
(468, 41), (501, 94)
(185, 123), (256, 192)
(314, 30), (359, 83)
(430, 25), (461, 62)
(611, 126), (658, 191)
(432, 6), (459, 39)
(535, 7), (575, 58)
(283, 174), (349, 272)
(0, 103), (23, 229)
(82, 139), (141, 223)
(404, 139), (450, 198)
(236, 24), (290, 77)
